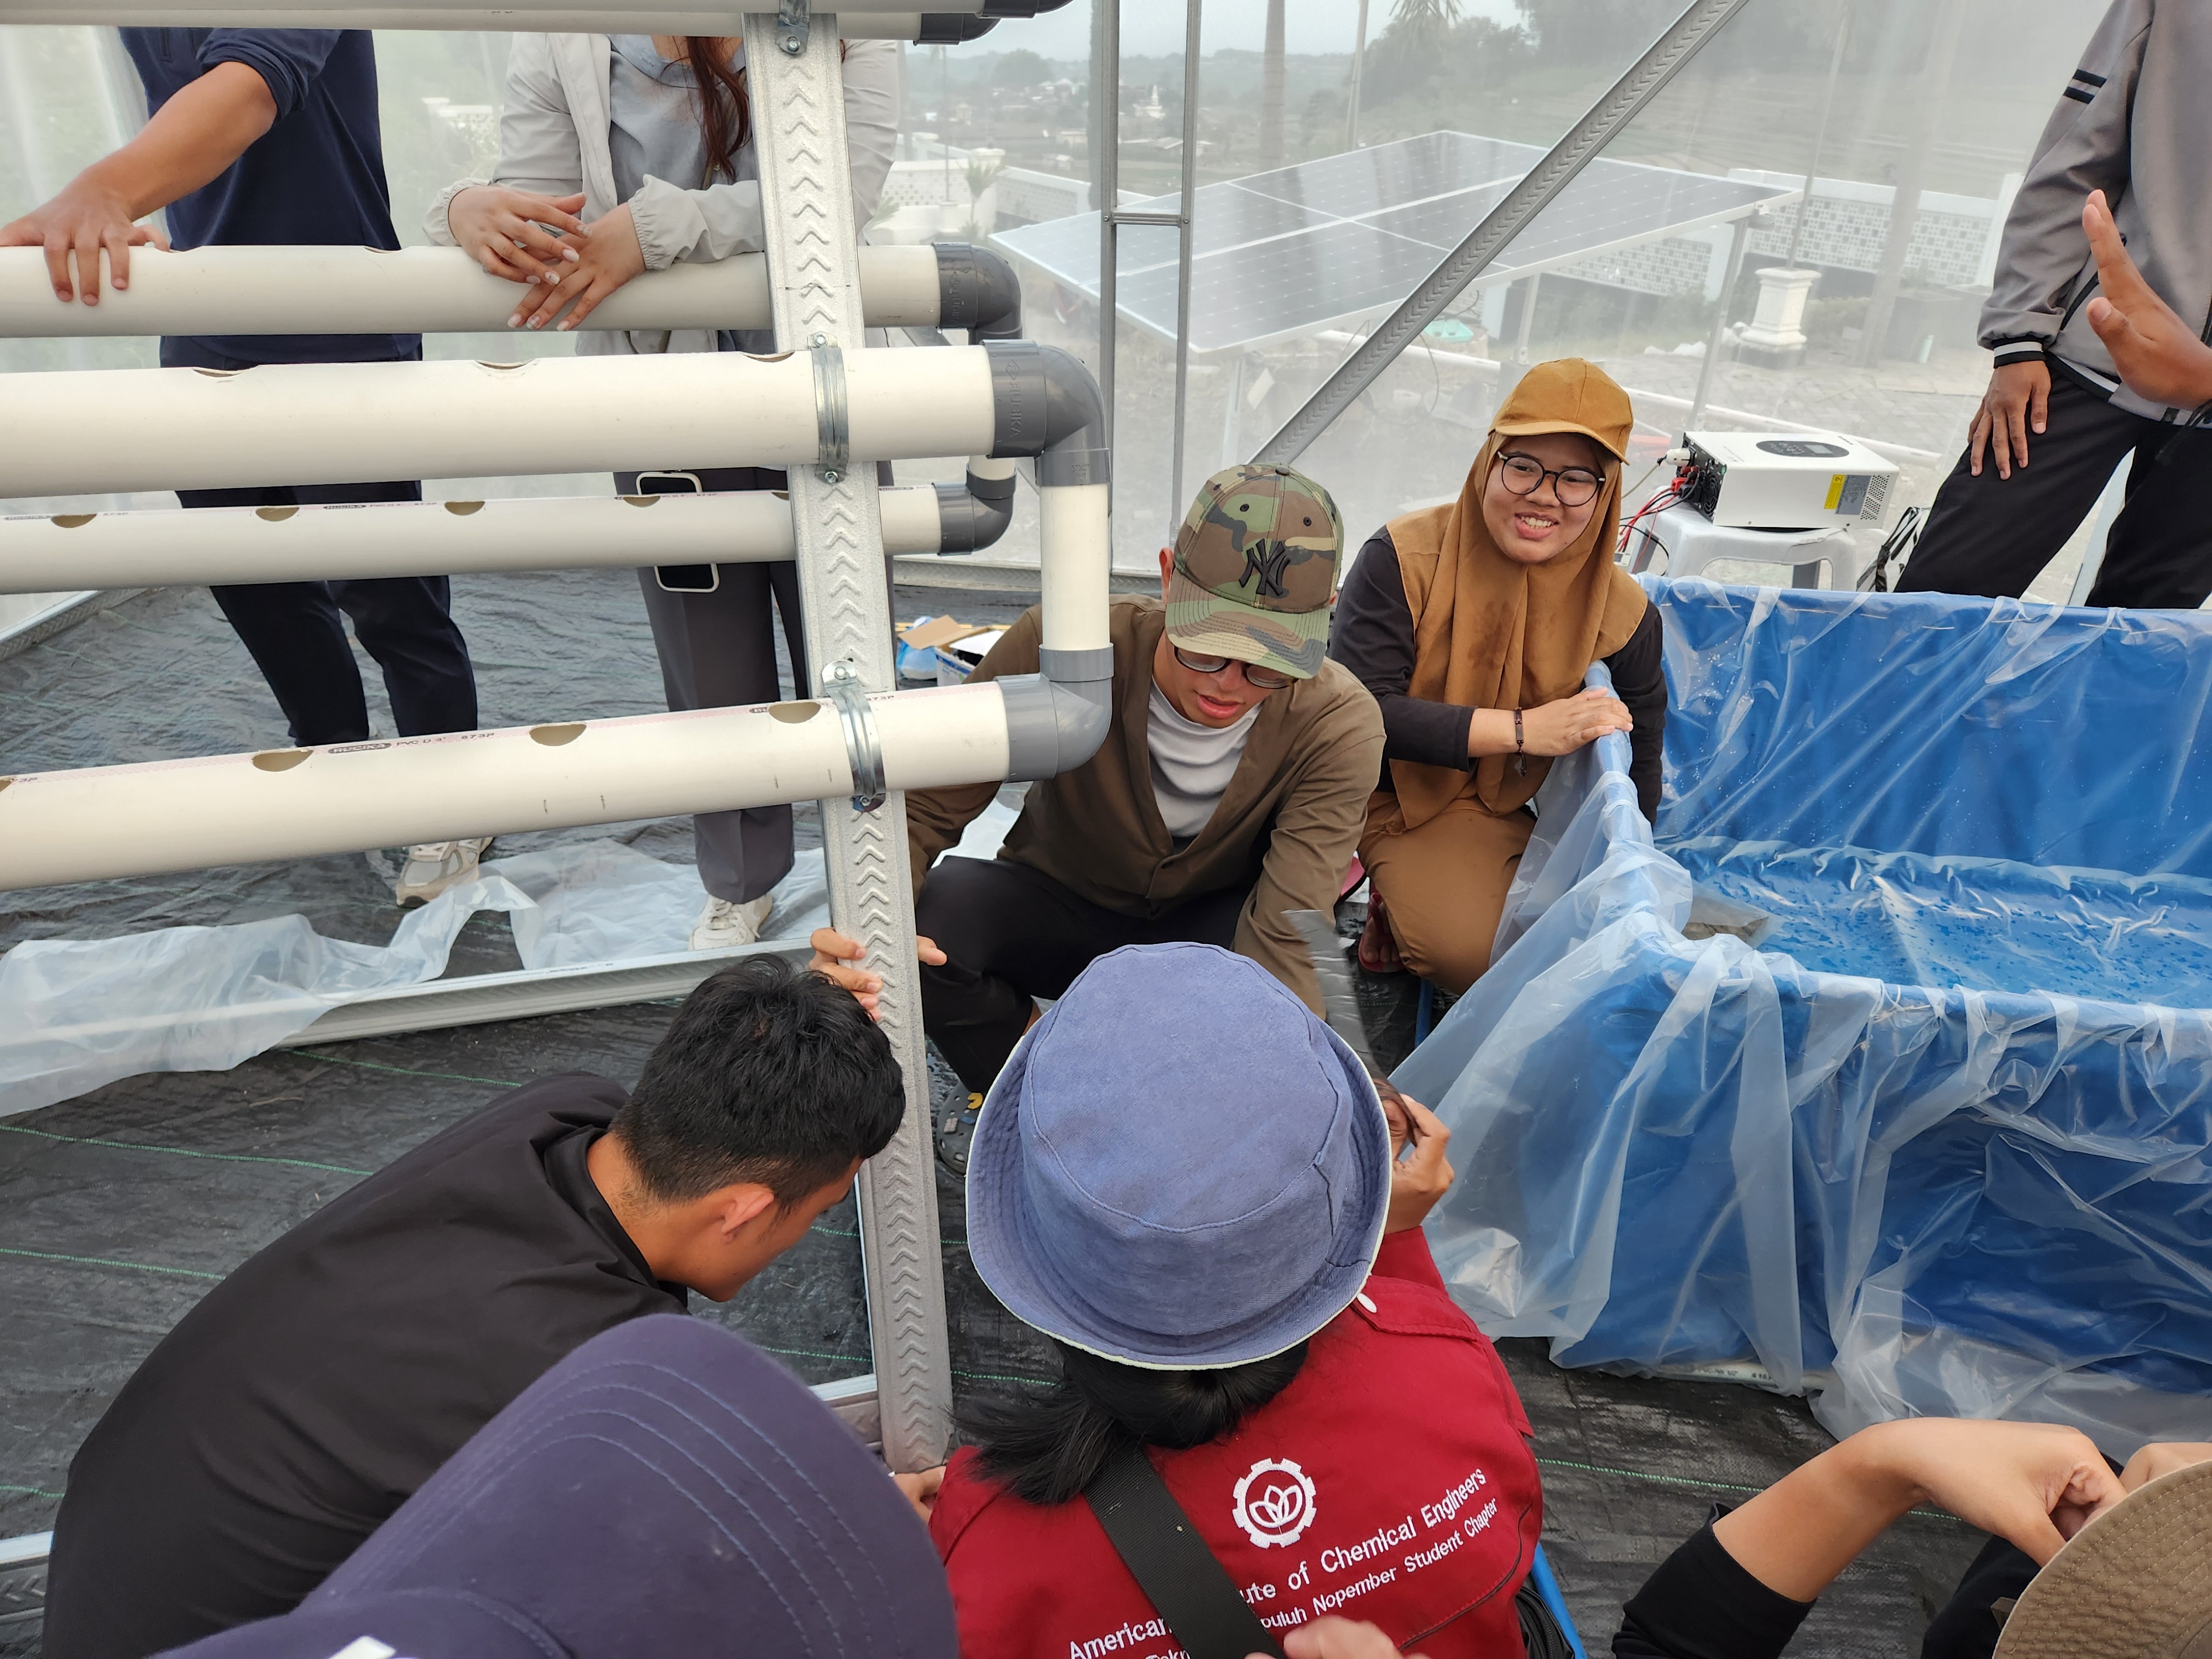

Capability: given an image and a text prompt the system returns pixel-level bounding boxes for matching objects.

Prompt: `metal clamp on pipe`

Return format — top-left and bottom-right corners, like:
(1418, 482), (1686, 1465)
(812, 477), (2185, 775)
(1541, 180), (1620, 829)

(810, 335), (850, 485)
(776, 0), (810, 54)
(821, 659), (886, 812)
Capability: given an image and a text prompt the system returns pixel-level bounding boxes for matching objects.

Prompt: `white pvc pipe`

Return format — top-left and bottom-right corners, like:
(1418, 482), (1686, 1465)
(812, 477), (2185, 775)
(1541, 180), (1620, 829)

(0, 244), (945, 340)
(0, 347), (999, 498)
(0, 7), (967, 32)
(0, 682), (1014, 891)
(1038, 482), (1112, 653)
(0, 487), (949, 592)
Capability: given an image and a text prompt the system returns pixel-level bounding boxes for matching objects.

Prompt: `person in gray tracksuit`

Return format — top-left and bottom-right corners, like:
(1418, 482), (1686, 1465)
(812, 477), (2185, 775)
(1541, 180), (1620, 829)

(1900, 0), (2212, 611)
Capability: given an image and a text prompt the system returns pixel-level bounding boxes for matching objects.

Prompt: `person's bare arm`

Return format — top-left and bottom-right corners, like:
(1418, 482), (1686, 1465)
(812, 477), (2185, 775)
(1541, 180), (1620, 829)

(1710, 1417), (2122, 1604)
(0, 61), (278, 304)
(1469, 686), (1632, 759)
(2081, 190), (2212, 410)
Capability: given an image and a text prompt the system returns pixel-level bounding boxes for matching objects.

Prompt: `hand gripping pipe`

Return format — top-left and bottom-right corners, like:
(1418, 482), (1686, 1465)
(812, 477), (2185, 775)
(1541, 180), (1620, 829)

(0, 343), (1108, 887)
(0, 476), (1016, 593)
(0, 242), (1021, 341)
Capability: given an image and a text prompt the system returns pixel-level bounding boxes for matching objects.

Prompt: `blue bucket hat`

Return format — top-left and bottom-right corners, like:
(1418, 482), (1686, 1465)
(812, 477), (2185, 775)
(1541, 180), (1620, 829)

(965, 942), (1391, 1369)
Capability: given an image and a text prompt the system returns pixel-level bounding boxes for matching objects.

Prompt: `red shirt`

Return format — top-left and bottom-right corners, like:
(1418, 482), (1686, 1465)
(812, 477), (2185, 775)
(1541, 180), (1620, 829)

(931, 1232), (1540, 1659)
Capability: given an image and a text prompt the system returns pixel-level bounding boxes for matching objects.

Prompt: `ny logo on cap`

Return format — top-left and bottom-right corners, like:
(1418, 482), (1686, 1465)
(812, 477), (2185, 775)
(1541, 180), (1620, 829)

(1241, 542), (1295, 599)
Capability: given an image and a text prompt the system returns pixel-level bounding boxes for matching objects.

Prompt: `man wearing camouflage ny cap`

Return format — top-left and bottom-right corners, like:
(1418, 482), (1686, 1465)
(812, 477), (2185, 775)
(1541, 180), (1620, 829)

(904, 465), (1385, 1104)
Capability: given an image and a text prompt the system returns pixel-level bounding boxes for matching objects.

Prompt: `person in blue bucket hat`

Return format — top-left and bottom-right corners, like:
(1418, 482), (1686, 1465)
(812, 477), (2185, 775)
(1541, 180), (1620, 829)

(926, 942), (1546, 1659)
(154, 1314), (958, 1659)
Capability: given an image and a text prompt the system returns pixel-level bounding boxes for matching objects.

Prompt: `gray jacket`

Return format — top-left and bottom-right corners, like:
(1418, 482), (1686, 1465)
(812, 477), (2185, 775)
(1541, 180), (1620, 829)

(424, 34), (900, 359)
(1981, 0), (2210, 421)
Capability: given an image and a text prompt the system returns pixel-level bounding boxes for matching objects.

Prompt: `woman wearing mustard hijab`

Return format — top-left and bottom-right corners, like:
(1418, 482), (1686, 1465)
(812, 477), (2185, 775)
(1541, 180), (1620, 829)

(1329, 358), (1667, 993)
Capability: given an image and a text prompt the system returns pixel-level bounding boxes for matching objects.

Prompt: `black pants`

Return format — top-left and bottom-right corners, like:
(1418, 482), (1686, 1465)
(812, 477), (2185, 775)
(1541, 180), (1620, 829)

(622, 466), (809, 904)
(917, 855), (1249, 1092)
(1901, 368), (2212, 610)
(178, 478), (478, 748)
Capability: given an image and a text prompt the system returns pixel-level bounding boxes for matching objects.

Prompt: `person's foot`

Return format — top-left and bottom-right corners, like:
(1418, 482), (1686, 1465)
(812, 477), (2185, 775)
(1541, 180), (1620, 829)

(1357, 893), (1405, 975)
(690, 893), (775, 951)
(392, 837), (494, 907)
(936, 1091), (984, 1177)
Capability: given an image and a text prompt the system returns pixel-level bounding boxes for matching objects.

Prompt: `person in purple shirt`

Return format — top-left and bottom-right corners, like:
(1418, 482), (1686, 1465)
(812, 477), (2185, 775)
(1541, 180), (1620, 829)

(0, 30), (487, 906)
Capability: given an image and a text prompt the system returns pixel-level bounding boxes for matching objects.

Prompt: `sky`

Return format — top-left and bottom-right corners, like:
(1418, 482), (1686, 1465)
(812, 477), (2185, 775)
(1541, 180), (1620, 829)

(988, 0), (1524, 63)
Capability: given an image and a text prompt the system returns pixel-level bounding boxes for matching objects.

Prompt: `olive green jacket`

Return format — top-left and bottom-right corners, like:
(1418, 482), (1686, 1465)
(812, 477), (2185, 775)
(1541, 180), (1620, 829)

(906, 598), (1386, 1014)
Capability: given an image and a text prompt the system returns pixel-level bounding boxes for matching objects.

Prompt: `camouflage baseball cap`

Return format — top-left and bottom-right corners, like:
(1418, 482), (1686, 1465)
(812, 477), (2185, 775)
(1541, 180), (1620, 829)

(1164, 464), (1343, 681)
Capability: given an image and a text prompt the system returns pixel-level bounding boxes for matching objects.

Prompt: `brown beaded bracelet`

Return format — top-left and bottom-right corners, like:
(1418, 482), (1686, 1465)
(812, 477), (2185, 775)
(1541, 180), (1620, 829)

(1513, 708), (1525, 753)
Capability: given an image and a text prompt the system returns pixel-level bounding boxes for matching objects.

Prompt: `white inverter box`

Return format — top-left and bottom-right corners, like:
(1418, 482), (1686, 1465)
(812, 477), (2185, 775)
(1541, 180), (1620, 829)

(1679, 432), (1898, 531)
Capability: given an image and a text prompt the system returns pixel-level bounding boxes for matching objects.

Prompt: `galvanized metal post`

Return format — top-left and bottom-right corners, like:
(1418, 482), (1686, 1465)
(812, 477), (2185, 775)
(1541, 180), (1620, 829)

(743, 7), (953, 1470)
(1165, 0), (1203, 538)
(1095, 0), (1119, 450)
(1687, 217), (1747, 429)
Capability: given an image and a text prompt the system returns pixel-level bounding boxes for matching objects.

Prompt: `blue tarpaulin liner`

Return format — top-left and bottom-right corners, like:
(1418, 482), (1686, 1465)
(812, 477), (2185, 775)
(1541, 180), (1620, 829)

(1400, 580), (2212, 1454)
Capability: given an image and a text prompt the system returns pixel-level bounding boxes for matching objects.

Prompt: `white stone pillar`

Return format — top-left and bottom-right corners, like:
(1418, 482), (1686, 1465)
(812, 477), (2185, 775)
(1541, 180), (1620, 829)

(1738, 266), (1818, 368)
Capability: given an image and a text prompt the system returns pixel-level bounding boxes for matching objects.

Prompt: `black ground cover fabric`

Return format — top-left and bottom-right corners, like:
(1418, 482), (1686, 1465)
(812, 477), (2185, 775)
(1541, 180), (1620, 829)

(1, 577), (1985, 1657)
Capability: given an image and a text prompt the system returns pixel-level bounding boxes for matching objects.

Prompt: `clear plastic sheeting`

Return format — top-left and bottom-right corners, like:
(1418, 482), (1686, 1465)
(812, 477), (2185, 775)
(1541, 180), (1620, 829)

(1, 797), (1024, 1120)
(1399, 580), (2212, 1457)
(0, 841), (811, 1119)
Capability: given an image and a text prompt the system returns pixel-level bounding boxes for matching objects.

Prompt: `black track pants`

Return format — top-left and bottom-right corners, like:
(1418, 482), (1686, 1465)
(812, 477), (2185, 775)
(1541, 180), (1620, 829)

(1900, 369), (2212, 611)
(916, 854), (1248, 1092)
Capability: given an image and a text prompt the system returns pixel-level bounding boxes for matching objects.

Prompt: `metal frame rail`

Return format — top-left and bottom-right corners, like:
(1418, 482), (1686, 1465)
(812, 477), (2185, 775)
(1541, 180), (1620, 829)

(741, 1), (953, 1470)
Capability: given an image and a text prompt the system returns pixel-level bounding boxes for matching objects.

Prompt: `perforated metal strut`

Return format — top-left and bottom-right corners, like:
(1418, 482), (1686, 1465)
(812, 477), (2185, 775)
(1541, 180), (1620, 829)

(742, 9), (953, 1469)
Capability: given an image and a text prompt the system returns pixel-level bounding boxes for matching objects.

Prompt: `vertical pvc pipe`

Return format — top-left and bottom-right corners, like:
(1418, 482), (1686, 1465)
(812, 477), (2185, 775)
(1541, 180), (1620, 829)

(1039, 483), (1113, 654)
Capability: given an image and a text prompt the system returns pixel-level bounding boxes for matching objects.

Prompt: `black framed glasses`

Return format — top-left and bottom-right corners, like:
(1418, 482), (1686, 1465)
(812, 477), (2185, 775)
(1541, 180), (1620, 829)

(1171, 644), (1295, 691)
(1494, 451), (1603, 508)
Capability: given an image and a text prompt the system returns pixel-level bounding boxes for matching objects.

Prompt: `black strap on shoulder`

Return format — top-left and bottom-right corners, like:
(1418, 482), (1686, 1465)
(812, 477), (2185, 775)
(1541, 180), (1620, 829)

(1083, 1443), (1287, 1659)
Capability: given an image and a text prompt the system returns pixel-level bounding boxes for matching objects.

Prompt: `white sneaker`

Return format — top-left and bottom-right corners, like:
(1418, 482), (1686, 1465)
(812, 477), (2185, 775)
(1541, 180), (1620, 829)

(392, 837), (494, 907)
(690, 893), (775, 951)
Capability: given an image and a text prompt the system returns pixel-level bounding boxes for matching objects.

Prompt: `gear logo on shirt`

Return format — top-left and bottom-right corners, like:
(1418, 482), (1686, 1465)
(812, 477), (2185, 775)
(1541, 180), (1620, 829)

(1233, 1458), (1317, 1548)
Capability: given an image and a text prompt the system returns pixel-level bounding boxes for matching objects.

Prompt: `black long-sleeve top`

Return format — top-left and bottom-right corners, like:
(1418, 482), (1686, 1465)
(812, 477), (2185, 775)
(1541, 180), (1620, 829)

(1612, 1514), (2037, 1659)
(1612, 1522), (1814, 1658)
(1328, 527), (1668, 823)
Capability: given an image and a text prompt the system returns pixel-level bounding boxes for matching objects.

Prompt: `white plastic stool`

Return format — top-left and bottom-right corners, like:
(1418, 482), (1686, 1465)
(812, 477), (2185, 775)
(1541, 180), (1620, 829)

(1629, 503), (1859, 589)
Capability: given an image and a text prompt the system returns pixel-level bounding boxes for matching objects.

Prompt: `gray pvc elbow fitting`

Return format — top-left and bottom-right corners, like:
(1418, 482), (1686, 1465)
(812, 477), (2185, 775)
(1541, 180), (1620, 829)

(984, 342), (1110, 488)
(932, 244), (1024, 342)
(998, 667), (1112, 780)
(932, 466), (1016, 554)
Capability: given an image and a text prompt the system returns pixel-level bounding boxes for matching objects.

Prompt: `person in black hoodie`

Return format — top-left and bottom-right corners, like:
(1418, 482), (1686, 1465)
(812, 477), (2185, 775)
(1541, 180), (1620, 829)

(40, 952), (903, 1659)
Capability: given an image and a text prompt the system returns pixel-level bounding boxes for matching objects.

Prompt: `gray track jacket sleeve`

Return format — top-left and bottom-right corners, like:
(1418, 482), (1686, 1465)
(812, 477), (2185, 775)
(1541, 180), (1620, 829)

(1979, 0), (2148, 360)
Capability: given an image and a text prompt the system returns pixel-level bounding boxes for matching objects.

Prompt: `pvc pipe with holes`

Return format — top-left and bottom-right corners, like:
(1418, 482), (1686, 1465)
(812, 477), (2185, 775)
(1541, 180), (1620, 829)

(0, 347), (1000, 498)
(0, 486), (963, 592)
(0, 244), (953, 338)
(0, 6), (1037, 33)
(0, 682), (1015, 891)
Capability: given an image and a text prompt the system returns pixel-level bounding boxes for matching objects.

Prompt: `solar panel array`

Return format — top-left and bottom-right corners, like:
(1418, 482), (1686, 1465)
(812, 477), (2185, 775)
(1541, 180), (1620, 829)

(991, 131), (1801, 354)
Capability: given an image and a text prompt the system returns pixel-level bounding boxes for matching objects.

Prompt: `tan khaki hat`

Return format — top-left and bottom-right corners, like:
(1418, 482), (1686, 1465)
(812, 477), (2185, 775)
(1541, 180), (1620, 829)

(1493, 357), (1634, 460)
(1995, 1460), (2212, 1659)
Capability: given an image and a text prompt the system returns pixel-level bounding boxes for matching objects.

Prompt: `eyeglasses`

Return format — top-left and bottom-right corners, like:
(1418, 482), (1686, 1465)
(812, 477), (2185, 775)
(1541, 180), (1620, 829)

(1493, 451), (1604, 508)
(1171, 644), (1295, 691)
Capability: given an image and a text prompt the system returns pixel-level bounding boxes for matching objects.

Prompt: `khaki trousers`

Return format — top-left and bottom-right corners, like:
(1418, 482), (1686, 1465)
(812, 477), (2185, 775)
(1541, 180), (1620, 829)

(1360, 791), (1536, 995)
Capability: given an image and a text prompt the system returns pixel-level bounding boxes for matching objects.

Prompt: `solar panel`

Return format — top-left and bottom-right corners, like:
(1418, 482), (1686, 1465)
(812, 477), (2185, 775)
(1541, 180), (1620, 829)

(991, 131), (1801, 355)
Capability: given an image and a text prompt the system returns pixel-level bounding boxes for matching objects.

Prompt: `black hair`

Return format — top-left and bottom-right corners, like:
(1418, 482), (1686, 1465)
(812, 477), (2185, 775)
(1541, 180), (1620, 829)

(611, 955), (902, 1208)
(962, 1339), (1310, 1507)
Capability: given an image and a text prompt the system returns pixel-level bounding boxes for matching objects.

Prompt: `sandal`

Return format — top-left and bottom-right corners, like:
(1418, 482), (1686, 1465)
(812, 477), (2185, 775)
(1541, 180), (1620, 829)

(1358, 893), (1406, 975)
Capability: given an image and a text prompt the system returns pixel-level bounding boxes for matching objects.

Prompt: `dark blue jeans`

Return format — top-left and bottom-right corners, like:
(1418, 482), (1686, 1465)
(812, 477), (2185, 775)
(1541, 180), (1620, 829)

(178, 477), (477, 748)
